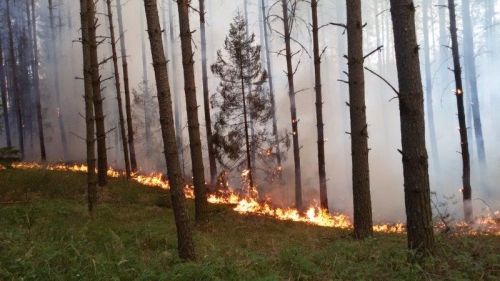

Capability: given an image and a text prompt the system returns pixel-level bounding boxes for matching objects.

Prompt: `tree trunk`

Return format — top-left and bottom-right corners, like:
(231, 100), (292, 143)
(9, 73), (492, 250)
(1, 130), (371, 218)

(106, 0), (131, 179)
(168, 0), (184, 169)
(311, 0), (328, 211)
(6, 0), (24, 159)
(176, 0), (208, 225)
(48, 0), (68, 160)
(31, 0), (46, 161)
(260, 0), (282, 181)
(140, 6), (152, 156)
(281, 0), (302, 210)
(0, 37), (12, 148)
(422, 0), (440, 174)
(240, 63), (254, 190)
(143, 0), (196, 260)
(199, 0), (217, 186)
(116, 0), (138, 172)
(80, 0), (97, 214)
(448, 0), (473, 222)
(389, 0), (435, 257)
(346, 0), (373, 239)
(88, 0), (108, 186)
(462, 0), (486, 166)
(243, 0), (256, 179)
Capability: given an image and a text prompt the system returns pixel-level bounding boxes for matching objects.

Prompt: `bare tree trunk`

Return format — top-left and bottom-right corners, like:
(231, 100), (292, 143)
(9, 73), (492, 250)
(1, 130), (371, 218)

(281, 0), (302, 210)
(177, 0), (208, 224)
(423, 0), (440, 173)
(448, 0), (473, 222)
(199, 0), (217, 186)
(389, 0), (435, 257)
(168, 0), (184, 169)
(143, 0), (196, 260)
(0, 37), (12, 148)
(48, 0), (68, 160)
(31, 0), (46, 161)
(260, 0), (282, 181)
(106, 0), (131, 179)
(311, 0), (328, 211)
(346, 0), (373, 239)
(88, 0), (108, 186)
(116, 0), (138, 172)
(80, 0), (97, 214)
(140, 6), (152, 156)
(6, 0), (24, 159)
(462, 0), (486, 166)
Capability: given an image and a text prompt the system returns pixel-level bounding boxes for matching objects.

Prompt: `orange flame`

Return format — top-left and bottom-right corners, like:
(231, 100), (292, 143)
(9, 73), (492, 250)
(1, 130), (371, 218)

(9, 162), (500, 235)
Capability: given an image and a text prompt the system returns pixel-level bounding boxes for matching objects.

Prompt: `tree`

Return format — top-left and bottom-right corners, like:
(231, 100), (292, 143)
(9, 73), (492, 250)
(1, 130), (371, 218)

(422, 0), (440, 173)
(79, 0), (97, 213)
(31, 0), (46, 161)
(105, 0), (131, 179)
(389, 0), (435, 257)
(210, 14), (274, 191)
(140, 5), (152, 156)
(260, 0), (282, 181)
(447, 0), (472, 222)
(48, 0), (69, 160)
(311, 0), (328, 211)
(462, 0), (486, 167)
(281, 0), (302, 210)
(0, 36), (12, 148)
(199, 0), (217, 186)
(6, 0), (24, 159)
(176, 0), (208, 225)
(88, 0), (108, 186)
(142, 0), (196, 261)
(168, 0), (184, 169)
(116, 0), (138, 172)
(345, 0), (373, 238)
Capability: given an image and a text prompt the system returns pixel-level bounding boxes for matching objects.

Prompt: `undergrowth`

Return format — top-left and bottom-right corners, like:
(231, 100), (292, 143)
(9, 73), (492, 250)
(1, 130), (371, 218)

(1, 168), (499, 280)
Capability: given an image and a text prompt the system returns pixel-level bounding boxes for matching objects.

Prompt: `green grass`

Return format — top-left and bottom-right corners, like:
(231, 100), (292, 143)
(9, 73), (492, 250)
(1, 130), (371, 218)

(1, 168), (499, 280)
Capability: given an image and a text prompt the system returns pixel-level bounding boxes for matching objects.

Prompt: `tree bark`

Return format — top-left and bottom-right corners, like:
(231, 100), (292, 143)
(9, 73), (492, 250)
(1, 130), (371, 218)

(462, 0), (486, 166)
(6, 0), (24, 159)
(176, 0), (208, 224)
(346, 0), (373, 239)
(199, 0), (217, 186)
(143, 0), (196, 260)
(48, 0), (68, 160)
(0, 37), (12, 148)
(448, 0), (473, 222)
(389, 0), (435, 257)
(311, 0), (328, 211)
(80, 0), (97, 214)
(31, 0), (47, 161)
(281, 0), (302, 210)
(260, 0), (282, 181)
(422, 0), (440, 173)
(106, 0), (131, 179)
(116, 0), (138, 172)
(88, 0), (108, 186)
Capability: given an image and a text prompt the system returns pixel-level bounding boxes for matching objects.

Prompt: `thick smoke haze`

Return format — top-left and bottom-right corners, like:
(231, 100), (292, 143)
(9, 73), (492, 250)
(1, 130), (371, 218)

(1, 0), (499, 223)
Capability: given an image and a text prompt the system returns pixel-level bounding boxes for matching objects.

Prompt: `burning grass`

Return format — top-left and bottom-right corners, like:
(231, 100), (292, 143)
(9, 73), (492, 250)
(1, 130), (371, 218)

(1, 167), (500, 280)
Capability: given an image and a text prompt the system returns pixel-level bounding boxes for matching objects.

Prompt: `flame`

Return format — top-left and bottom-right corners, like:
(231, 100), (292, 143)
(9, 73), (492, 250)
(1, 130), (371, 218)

(9, 162), (500, 235)
(0, 165), (6, 170)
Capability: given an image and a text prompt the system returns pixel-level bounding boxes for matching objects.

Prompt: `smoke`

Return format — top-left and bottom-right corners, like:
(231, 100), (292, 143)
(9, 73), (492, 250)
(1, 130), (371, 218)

(1, 0), (499, 223)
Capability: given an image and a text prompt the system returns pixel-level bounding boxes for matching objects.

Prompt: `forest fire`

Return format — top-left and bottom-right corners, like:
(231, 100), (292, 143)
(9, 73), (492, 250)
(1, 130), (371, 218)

(10, 162), (500, 235)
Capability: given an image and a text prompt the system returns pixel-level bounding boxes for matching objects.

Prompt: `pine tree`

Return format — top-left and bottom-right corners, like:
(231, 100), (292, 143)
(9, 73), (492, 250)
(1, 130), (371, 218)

(211, 14), (277, 190)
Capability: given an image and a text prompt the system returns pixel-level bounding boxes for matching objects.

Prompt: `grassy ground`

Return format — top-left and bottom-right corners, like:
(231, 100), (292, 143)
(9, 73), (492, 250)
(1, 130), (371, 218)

(1, 168), (499, 280)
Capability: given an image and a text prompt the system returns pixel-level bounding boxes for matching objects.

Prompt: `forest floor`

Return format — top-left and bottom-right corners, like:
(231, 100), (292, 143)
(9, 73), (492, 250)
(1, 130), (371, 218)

(1, 167), (500, 280)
